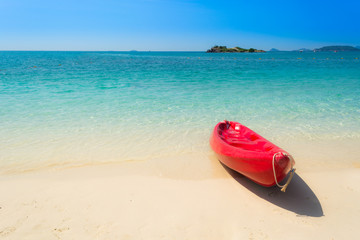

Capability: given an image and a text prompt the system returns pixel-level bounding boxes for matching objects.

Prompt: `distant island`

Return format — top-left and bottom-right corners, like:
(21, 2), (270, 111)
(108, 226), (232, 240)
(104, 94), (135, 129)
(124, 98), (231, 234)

(294, 48), (312, 52)
(206, 45), (360, 53)
(207, 46), (265, 53)
(314, 45), (360, 52)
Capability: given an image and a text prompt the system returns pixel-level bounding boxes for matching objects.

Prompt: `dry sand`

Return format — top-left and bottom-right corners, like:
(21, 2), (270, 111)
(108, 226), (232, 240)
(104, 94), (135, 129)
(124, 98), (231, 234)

(1, 152), (360, 240)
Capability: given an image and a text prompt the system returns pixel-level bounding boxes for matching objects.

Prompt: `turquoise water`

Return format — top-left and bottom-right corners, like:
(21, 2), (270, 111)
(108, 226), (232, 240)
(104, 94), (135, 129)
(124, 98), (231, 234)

(1, 51), (360, 173)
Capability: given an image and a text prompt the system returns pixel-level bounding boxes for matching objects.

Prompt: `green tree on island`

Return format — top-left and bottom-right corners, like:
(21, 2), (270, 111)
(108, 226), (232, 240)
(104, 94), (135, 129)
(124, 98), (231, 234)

(207, 46), (265, 53)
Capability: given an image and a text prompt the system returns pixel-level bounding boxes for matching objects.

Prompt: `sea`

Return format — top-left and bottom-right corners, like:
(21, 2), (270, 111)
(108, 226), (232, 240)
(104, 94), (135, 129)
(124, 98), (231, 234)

(1, 51), (360, 175)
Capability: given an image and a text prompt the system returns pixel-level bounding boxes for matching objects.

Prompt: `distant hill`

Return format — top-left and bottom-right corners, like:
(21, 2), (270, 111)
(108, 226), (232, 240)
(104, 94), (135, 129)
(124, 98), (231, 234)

(294, 48), (312, 52)
(314, 46), (360, 52)
(356, 46), (360, 49)
(269, 48), (280, 51)
(207, 46), (265, 53)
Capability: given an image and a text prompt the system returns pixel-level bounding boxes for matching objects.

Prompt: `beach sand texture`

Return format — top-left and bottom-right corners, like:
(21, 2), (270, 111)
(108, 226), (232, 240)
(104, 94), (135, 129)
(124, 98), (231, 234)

(1, 151), (360, 240)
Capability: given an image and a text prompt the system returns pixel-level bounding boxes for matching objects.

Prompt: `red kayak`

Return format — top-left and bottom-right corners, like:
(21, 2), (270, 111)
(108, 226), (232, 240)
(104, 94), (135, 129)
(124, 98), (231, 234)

(210, 120), (295, 191)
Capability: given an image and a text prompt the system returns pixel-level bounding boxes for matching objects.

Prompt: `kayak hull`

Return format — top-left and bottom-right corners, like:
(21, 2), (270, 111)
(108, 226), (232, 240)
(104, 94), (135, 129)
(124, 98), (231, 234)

(210, 121), (295, 187)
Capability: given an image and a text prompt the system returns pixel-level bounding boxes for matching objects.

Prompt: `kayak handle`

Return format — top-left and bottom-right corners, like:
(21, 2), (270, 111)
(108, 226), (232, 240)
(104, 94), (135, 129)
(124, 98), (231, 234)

(272, 152), (296, 192)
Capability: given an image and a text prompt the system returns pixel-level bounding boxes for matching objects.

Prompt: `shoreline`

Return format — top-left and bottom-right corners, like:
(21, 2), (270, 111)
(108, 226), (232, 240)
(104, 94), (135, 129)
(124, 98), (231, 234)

(2, 137), (360, 177)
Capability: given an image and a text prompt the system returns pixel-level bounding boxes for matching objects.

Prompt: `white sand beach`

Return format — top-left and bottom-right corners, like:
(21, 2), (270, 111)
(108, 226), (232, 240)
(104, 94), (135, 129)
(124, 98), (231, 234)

(1, 147), (360, 239)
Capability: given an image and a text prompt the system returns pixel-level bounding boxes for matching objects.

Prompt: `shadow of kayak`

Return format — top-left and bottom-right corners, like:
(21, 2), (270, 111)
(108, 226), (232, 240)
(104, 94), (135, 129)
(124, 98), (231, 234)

(221, 163), (324, 217)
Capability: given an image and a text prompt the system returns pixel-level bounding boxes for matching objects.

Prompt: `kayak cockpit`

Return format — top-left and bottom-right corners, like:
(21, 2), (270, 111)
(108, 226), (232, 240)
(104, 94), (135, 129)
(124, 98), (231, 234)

(218, 121), (274, 152)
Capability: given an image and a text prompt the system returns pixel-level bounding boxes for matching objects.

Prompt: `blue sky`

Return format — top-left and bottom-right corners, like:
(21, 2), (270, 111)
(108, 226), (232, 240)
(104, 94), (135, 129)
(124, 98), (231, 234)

(1, 0), (359, 51)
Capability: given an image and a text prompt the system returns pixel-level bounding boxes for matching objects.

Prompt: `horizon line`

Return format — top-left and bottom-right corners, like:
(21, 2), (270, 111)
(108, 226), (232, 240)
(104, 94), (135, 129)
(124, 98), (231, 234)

(1, 45), (359, 52)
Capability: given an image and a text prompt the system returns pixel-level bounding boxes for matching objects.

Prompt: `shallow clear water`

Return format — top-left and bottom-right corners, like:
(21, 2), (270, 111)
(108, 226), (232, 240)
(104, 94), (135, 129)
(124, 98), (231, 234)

(1, 51), (360, 173)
